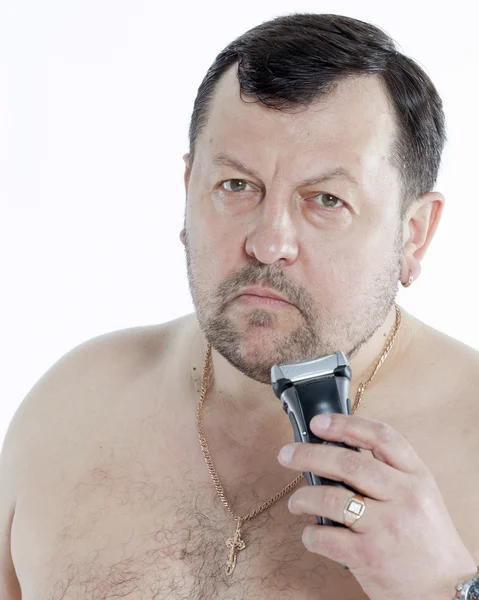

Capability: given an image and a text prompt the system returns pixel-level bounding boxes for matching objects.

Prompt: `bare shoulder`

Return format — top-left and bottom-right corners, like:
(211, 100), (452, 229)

(404, 310), (479, 415)
(412, 312), (479, 377)
(1, 313), (195, 494)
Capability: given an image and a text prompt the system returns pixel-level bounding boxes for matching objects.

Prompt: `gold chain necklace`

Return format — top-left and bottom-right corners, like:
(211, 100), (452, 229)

(196, 302), (402, 576)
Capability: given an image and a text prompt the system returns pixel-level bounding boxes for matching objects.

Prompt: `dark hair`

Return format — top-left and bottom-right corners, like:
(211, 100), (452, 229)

(188, 13), (446, 217)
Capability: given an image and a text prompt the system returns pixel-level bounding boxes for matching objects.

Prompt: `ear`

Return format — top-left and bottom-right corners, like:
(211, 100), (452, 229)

(180, 154), (191, 247)
(183, 153), (191, 193)
(400, 191), (445, 283)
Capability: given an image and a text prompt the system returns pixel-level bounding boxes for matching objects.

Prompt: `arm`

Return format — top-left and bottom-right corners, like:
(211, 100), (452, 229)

(0, 324), (154, 600)
(0, 424), (22, 599)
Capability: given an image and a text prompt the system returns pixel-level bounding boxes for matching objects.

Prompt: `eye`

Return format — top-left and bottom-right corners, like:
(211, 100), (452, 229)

(311, 193), (345, 209)
(221, 179), (255, 193)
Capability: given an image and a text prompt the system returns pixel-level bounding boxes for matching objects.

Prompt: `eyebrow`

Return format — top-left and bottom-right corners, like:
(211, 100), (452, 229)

(211, 152), (359, 188)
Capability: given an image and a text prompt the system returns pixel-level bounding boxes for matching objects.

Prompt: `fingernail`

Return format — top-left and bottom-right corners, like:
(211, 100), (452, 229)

(312, 414), (331, 430)
(278, 444), (295, 463)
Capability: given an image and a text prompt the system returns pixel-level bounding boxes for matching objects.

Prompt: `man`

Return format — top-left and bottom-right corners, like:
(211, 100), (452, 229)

(1, 12), (478, 600)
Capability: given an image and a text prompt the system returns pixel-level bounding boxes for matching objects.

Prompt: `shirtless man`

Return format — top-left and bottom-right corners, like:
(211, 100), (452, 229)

(1, 12), (478, 600)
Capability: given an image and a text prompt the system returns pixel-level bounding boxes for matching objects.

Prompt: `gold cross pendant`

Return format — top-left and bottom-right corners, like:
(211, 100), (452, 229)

(225, 519), (246, 576)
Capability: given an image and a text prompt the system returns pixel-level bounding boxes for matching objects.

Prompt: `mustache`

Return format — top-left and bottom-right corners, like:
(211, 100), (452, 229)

(217, 261), (308, 313)
(183, 233), (313, 318)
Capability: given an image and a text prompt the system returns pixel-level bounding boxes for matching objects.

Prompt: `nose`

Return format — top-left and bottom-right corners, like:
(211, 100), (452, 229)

(244, 195), (299, 266)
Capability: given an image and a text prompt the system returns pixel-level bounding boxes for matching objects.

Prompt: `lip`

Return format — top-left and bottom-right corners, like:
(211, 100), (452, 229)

(236, 286), (292, 305)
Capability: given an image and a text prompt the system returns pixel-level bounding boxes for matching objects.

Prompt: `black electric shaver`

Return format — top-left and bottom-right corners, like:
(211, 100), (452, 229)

(271, 352), (361, 527)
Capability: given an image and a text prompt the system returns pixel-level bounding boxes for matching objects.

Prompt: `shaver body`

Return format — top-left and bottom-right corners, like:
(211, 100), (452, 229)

(271, 351), (360, 527)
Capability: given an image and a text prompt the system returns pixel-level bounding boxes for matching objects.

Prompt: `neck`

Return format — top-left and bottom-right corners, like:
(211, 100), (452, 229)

(189, 303), (418, 442)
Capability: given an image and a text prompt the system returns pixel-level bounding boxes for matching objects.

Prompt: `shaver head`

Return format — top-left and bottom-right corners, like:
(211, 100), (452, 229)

(271, 351), (351, 398)
(271, 351), (352, 423)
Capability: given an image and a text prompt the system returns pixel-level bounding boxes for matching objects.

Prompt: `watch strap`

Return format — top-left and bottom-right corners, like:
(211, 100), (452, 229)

(455, 568), (479, 599)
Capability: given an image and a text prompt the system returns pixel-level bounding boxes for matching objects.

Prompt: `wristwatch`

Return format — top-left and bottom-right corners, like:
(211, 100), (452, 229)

(456, 569), (479, 599)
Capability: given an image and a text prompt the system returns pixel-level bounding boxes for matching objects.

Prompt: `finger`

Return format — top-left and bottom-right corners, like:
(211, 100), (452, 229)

(301, 523), (364, 569)
(310, 413), (427, 474)
(278, 441), (404, 500)
(288, 484), (379, 534)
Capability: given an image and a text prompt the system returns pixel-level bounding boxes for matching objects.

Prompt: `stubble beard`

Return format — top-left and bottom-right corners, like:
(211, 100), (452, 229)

(183, 229), (402, 385)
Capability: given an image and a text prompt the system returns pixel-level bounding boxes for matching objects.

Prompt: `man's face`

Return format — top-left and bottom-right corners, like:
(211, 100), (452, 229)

(183, 66), (404, 384)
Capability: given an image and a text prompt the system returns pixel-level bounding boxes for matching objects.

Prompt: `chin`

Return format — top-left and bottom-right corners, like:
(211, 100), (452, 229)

(226, 351), (278, 385)
(207, 324), (288, 384)
(227, 332), (319, 385)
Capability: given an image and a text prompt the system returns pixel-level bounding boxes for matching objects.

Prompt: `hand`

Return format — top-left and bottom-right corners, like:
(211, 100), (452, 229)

(277, 413), (477, 600)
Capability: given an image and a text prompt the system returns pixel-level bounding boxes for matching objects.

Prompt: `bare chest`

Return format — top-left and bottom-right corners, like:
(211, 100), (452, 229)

(12, 457), (368, 600)
(10, 377), (479, 600)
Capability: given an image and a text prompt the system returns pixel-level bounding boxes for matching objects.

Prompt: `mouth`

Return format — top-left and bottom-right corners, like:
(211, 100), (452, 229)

(235, 286), (294, 307)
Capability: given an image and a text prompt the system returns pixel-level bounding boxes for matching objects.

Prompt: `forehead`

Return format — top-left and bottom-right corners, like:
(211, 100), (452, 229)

(196, 64), (398, 178)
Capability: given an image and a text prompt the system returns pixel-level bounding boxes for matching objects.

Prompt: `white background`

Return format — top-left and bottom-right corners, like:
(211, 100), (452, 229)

(1, 0), (478, 448)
